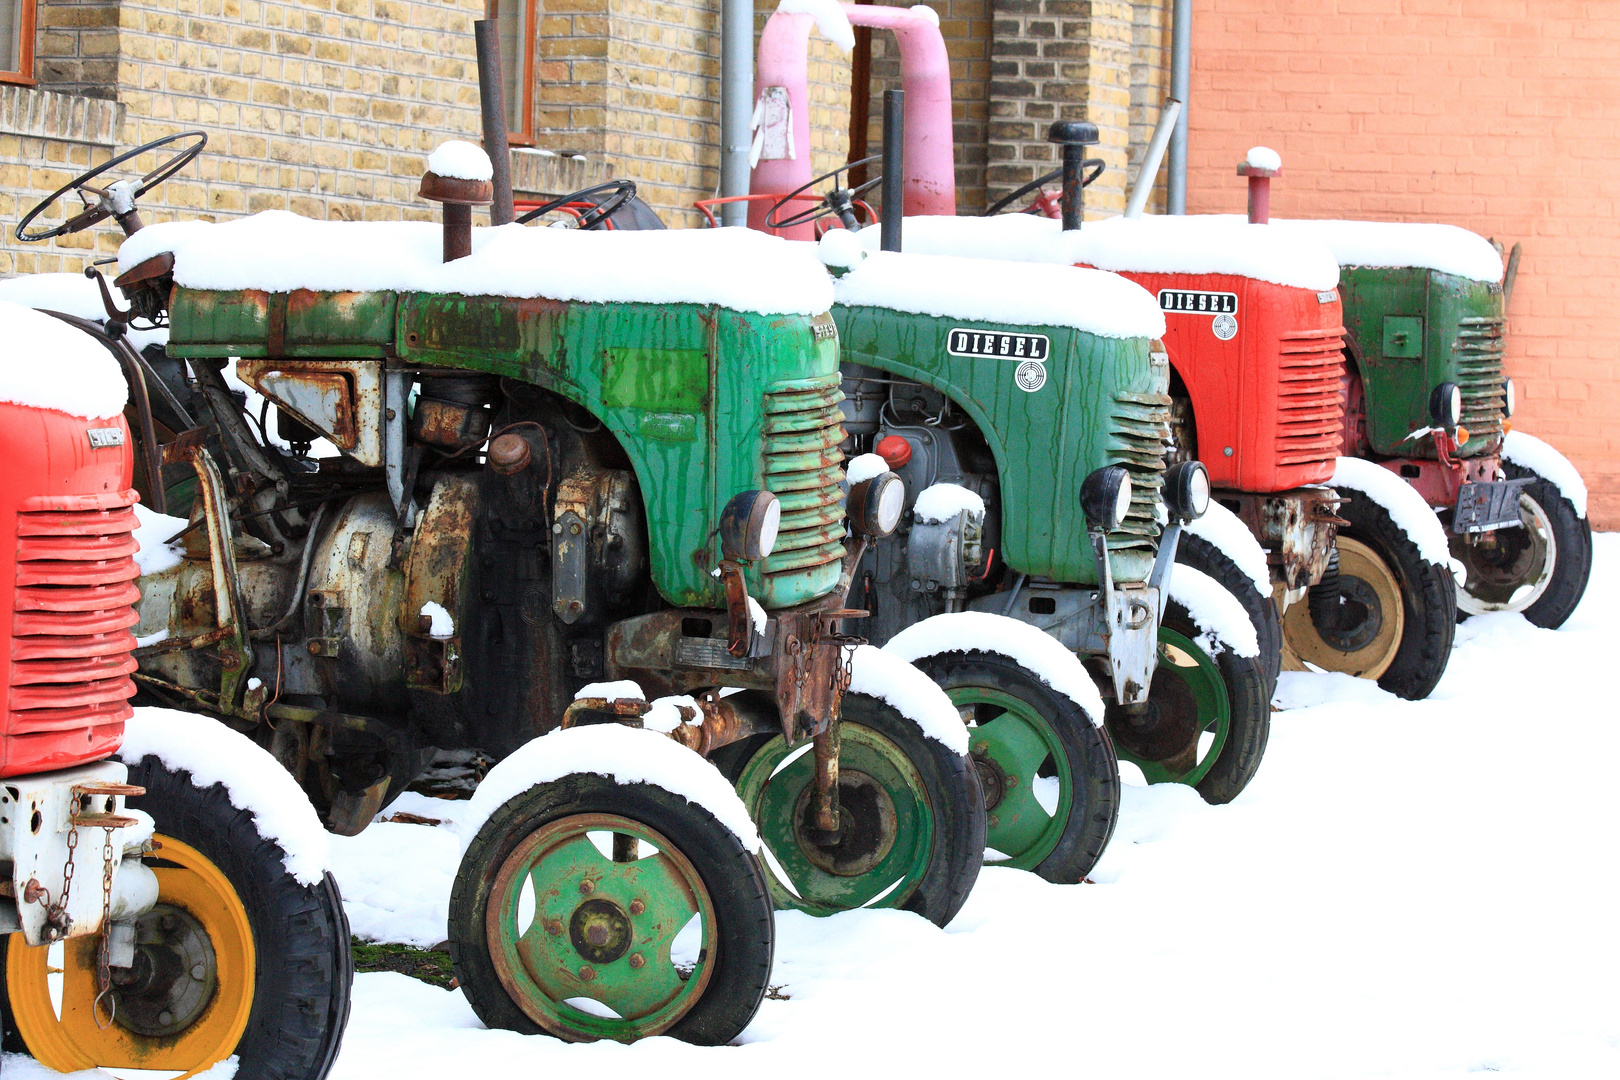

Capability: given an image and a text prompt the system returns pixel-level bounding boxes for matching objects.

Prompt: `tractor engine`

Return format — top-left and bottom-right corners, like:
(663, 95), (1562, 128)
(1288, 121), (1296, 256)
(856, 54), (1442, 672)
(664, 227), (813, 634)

(134, 361), (650, 830)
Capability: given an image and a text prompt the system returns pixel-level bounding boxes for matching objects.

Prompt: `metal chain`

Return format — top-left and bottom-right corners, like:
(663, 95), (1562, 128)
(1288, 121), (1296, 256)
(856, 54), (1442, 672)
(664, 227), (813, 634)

(43, 826), (79, 938)
(93, 826), (117, 1029)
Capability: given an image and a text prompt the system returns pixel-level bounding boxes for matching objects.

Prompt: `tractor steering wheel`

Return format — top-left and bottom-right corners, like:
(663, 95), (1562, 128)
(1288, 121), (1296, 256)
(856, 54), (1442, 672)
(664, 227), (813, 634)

(765, 155), (883, 232)
(15, 131), (208, 242)
(515, 180), (638, 230)
(982, 158), (1105, 217)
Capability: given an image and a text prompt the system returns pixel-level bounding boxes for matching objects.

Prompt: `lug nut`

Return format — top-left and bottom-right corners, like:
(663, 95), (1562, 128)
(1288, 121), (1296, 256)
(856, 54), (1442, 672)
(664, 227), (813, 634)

(160, 914), (177, 932)
(546, 919), (564, 936)
(578, 966), (595, 981)
(159, 1010), (173, 1025)
(628, 900), (645, 916)
(191, 963), (207, 980)
(579, 879), (595, 895)
(629, 954), (645, 969)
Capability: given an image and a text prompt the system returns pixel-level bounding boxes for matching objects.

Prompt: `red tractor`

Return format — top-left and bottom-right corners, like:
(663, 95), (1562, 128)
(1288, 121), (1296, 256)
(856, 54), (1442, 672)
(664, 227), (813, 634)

(0, 297), (350, 1079)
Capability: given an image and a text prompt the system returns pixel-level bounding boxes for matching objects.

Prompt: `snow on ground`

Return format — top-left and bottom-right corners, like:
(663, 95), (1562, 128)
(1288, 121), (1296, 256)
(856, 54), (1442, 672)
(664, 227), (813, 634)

(35, 539), (1618, 1077)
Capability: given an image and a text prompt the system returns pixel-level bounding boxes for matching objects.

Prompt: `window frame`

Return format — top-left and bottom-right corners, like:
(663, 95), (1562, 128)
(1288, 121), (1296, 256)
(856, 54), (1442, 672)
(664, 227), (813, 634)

(0, 0), (37, 87)
(492, 0), (537, 147)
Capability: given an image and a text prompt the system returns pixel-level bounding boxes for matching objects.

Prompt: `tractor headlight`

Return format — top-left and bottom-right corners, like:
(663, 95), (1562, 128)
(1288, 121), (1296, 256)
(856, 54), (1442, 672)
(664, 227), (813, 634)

(1502, 377), (1515, 418)
(1081, 465), (1132, 532)
(1430, 381), (1462, 431)
(720, 490), (781, 561)
(849, 472), (906, 538)
(1164, 460), (1211, 522)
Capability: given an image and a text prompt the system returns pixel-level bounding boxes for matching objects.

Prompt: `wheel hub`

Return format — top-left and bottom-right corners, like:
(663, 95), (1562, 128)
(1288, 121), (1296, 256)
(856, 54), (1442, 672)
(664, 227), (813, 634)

(1311, 574), (1382, 651)
(568, 898), (633, 966)
(791, 770), (897, 877)
(109, 904), (218, 1038)
(1110, 676), (1200, 766)
(971, 747), (1007, 811)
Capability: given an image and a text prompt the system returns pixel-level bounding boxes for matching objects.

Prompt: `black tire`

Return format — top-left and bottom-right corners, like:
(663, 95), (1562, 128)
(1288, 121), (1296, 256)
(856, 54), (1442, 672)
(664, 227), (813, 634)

(1338, 490), (1457, 699)
(1453, 461), (1593, 629)
(0, 757), (354, 1079)
(1178, 533), (1282, 696)
(1104, 599), (1271, 805)
(913, 651), (1118, 884)
(710, 691), (986, 928)
(448, 773), (773, 1046)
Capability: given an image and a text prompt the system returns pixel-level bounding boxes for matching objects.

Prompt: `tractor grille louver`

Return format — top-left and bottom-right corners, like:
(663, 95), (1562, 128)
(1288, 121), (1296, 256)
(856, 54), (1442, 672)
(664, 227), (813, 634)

(1107, 391), (1173, 551)
(1455, 315), (1506, 440)
(760, 374), (848, 583)
(10, 494), (140, 736)
(1275, 327), (1347, 466)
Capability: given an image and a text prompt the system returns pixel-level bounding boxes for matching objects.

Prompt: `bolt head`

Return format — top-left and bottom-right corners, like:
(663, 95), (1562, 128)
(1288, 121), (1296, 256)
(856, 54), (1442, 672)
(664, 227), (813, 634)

(191, 962), (207, 980)
(159, 1010), (173, 1025)
(579, 879), (595, 895)
(578, 966), (595, 981)
(628, 900), (645, 916)
(629, 954), (645, 969)
(586, 925), (608, 946)
(160, 914), (178, 932)
(546, 919), (564, 936)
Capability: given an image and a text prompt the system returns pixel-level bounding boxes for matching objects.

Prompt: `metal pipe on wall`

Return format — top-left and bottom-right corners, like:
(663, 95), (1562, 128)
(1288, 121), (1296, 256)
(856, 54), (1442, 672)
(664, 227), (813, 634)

(1168, 0), (1191, 214)
(720, 0), (753, 226)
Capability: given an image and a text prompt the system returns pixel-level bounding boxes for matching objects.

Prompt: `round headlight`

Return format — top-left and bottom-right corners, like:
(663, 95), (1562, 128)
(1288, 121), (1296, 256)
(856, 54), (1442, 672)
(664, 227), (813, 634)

(1502, 377), (1515, 418)
(1164, 460), (1211, 522)
(1430, 381), (1462, 430)
(719, 490), (781, 561)
(1080, 465), (1132, 532)
(849, 472), (906, 539)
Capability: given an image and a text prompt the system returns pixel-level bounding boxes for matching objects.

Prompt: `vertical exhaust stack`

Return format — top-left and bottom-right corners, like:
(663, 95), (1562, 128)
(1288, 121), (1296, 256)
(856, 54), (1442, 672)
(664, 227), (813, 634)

(1238, 148), (1281, 224)
(420, 169), (494, 262)
(880, 88), (905, 254)
(1048, 120), (1099, 231)
(473, 18), (514, 226)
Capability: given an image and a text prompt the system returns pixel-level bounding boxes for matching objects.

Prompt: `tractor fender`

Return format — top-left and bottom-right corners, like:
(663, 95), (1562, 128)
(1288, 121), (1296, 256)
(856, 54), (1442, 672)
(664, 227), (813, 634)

(1166, 566), (1261, 659)
(883, 611), (1106, 728)
(1184, 501), (1272, 596)
(1330, 456), (1455, 569)
(847, 643), (973, 753)
(1501, 430), (1588, 520)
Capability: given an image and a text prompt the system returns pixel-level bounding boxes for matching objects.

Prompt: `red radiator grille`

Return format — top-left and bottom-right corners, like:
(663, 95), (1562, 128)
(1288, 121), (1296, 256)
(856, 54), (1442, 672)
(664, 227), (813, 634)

(1275, 327), (1347, 467)
(10, 497), (140, 737)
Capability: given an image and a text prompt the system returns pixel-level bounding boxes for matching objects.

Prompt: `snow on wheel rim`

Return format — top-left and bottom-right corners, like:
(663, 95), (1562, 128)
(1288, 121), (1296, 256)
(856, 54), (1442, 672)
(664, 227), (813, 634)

(1453, 492), (1558, 617)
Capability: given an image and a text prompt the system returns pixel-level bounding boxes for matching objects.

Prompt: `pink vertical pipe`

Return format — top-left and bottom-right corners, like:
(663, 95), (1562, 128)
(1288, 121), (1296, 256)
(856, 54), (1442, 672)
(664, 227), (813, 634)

(749, 5), (957, 238)
(1237, 162), (1279, 224)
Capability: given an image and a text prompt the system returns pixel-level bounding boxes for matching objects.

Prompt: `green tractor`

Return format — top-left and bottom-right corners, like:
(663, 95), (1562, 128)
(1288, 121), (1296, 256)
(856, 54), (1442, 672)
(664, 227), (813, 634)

(14, 130), (994, 1044)
(1269, 220), (1593, 628)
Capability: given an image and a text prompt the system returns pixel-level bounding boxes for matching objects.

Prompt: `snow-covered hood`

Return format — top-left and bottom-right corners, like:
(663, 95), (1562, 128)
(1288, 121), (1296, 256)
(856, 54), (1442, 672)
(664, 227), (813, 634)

(118, 210), (836, 317)
(860, 213), (1341, 293)
(1257, 217), (1504, 284)
(0, 299), (130, 419)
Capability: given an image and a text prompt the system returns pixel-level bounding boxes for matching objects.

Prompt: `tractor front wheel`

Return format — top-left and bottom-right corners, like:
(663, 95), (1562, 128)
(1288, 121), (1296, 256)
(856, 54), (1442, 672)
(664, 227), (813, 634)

(1453, 461), (1592, 629)
(448, 772), (774, 1045)
(714, 691), (986, 928)
(914, 651), (1118, 884)
(1104, 600), (1271, 805)
(1283, 493), (1456, 699)
(0, 757), (353, 1080)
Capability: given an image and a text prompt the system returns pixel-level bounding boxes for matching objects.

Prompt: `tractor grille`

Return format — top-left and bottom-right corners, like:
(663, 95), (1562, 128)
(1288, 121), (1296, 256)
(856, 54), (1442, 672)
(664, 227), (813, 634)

(1455, 316), (1507, 440)
(1275, 327), (1347, 466)
(1107, 391), (1173, 551)
(761, 374), (848, 582)
(10, 493), (141, 740)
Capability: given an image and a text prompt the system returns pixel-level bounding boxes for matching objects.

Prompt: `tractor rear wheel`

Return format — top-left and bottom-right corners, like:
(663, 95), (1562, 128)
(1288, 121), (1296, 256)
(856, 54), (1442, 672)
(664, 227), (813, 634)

(1453, 461), (1592, 629)
(1104, 600), (1271, 805)
(713, 691), (986, 928)
(448, 772), (774, 1045)
(0, 757), (353, 1080)
(1283, 493), (1456, 699)
(914, 651), (1118, 884)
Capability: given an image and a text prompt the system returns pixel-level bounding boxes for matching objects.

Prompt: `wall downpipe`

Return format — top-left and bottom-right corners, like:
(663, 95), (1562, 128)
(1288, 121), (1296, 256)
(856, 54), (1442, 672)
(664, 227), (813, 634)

(1168, 0), (1191, 214)
(720, 0), (753, 226)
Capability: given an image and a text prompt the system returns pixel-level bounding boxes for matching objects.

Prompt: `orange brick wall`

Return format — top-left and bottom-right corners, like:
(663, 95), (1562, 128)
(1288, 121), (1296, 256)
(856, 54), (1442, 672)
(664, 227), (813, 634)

(1185, 0), (1620, 529)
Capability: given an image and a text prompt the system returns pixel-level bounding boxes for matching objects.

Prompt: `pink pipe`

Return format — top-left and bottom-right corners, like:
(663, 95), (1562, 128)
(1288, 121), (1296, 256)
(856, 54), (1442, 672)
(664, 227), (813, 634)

(749, 6), (957, 238)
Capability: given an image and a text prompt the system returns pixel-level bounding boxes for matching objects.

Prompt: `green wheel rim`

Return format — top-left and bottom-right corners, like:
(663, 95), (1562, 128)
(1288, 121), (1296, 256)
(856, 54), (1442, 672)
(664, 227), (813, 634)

(485, 813), (716, 1042)
(1110, 627), (1231, 787)
(948, 685), (1072, 871)
(736, 724), (934, 915)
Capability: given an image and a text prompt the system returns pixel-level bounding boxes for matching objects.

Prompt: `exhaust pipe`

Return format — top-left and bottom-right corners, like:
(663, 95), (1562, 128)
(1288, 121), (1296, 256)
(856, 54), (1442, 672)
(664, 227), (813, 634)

(1048, 120), (1099, 231)
(881, 89), (904, 253)
(474, 19), (514, 226)
(1125, 98), (1182, 219)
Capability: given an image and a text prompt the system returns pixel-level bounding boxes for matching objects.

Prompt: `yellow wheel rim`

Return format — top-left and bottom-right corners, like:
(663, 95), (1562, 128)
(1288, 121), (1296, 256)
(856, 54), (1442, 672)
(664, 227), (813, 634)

(5, 834), (256, 1078)
(1282, 536), (1405, 680)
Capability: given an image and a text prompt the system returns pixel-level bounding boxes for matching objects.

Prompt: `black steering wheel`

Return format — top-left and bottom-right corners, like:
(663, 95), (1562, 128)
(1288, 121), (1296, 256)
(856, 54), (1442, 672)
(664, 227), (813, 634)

(516, 180), (638, 230)
(982, 158), (1105, 217)
(765, 155), (883, 232)
(16, 131), (207, 242)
